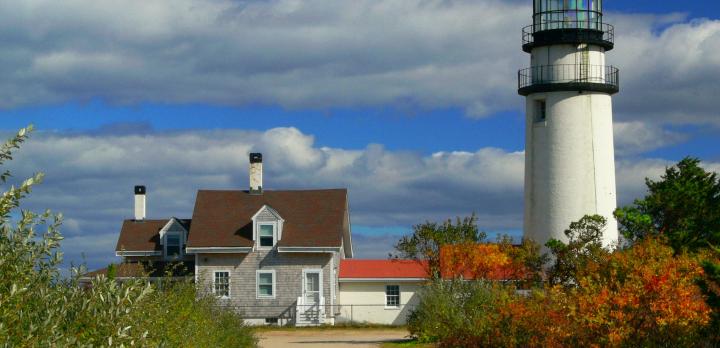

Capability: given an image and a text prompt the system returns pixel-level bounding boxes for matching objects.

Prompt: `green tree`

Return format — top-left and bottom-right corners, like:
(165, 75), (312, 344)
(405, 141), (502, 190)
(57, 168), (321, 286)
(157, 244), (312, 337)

(615, 157), (720, 252)
(497, 235), (548, 288)
(106, 263), (117, 280)
(392, 214), (486, 279)
(546, 215), (611, 286)
(699, 246), (720, 343)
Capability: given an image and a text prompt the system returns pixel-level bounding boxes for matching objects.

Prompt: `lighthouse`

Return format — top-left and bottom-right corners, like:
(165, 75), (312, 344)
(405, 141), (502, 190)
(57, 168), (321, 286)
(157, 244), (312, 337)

(519, 0), (619, 248)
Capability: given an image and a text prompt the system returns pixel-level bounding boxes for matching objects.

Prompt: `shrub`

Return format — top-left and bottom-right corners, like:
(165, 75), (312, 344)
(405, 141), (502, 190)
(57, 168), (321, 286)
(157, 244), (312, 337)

(567, 238), (711, 347)
(408, 239), (713, 347)
(128, 280), (256, 347)
(408, 280), (510, 347)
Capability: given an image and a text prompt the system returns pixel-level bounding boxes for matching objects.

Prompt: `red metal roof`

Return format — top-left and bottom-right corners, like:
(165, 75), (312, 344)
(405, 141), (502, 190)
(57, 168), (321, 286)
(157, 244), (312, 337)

(339, 259), (429, 279)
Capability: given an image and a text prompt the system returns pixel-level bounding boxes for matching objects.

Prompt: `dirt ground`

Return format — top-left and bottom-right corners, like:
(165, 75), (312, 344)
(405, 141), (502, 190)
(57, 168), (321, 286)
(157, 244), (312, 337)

(257, 328), (411, 348)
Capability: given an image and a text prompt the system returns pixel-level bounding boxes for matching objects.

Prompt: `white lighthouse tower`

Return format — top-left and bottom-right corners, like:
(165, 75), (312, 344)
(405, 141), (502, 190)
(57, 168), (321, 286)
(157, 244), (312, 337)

(520, 0), (619, 248)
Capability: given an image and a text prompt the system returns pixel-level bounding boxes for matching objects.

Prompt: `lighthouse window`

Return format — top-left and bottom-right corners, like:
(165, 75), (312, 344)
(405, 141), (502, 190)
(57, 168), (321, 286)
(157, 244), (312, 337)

(534, 100), (547, 122)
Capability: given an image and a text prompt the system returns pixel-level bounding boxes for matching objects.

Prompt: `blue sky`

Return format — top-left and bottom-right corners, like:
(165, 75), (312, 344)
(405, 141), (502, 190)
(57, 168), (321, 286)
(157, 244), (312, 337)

(1, 0), (719, 271)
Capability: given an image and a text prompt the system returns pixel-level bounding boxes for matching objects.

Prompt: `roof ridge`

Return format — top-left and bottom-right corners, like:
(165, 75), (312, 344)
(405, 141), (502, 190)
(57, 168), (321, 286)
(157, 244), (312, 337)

(197, 188), (347, 193)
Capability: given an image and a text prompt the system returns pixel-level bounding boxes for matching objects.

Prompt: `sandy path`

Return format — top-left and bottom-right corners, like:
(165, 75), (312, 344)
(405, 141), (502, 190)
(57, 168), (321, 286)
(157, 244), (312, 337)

(258, 328), (410, 348)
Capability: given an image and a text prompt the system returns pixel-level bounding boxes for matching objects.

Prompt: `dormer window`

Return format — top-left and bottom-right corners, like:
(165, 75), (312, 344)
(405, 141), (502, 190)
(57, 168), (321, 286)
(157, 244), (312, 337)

(258, 223), (276, 249)
(158, 218), (188, 260)
(165, 232), (182, 259)
(252, 205), (283, 250)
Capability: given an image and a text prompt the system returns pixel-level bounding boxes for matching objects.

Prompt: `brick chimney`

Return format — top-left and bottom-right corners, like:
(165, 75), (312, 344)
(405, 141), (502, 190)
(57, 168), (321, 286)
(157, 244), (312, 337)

(249, 153), (263, 194)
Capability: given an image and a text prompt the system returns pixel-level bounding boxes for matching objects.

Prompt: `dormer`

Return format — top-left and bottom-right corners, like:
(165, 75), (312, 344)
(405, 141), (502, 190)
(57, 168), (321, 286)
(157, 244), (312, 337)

(159, 217), (189, 260)
(251, 205), (284, 250)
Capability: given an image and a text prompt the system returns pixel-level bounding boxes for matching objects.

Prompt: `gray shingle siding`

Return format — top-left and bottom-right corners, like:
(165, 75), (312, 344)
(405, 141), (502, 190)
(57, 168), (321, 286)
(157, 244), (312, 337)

(197, 250), (334, 319)
(255, 208), (277, 221)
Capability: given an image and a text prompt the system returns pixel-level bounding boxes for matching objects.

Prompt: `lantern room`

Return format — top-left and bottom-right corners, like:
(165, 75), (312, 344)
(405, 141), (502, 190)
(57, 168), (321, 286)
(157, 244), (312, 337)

(533, 0), (602, 31)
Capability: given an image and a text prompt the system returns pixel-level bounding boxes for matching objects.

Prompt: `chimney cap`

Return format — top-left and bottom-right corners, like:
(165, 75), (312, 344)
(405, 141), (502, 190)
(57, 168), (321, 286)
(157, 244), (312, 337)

(134, 185), (146, 195)
(249, 153), (263, 163)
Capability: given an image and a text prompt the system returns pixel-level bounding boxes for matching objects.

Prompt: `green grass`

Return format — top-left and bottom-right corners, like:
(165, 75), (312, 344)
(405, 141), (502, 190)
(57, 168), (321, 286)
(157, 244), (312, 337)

(380, 339), (435, 348)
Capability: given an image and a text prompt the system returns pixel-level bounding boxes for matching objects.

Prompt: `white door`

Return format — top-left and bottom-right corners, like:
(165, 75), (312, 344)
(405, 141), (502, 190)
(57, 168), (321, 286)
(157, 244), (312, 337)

(304, 272), (320, 305)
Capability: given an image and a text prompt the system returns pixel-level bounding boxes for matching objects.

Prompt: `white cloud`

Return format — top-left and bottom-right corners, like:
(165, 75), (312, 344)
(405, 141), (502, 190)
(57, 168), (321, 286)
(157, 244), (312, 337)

(4, 127), (525, 268)
(610, 15), (720, 126)
(0, 1), (718, 128)
(0, 0), (526, 117)
(613, 121), (687, 156)
(5, 126), (716, 269)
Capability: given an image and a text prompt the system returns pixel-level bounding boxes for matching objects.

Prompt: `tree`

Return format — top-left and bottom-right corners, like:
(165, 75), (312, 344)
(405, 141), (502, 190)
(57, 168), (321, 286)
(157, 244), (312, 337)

(392, 214), (485, 279)
(440, 236), (547, 288)
(699, 246), (720, 343)
(546, 215), (611, 286)
(499, 236), (548, 288)
(615, 157), (720, 253)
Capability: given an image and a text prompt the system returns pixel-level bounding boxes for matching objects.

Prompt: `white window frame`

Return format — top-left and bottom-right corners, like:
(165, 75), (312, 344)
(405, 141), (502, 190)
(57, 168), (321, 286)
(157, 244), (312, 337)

(256, 222), (277, 250)
(256, 270), (276, 299)
(213, 270), (231, 299)
(385, 285), (400, 309)
(164, 231), (183, 260)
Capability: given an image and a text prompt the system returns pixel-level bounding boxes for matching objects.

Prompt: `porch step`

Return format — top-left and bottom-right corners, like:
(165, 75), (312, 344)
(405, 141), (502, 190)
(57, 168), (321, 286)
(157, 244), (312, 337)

(295, 310), (324, 326)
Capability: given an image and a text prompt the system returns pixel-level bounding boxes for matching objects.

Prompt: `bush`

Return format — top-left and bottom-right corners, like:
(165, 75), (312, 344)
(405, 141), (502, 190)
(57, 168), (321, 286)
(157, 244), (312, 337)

(128, 279), (256, 347)
(567, 238), (711, 347)
(0, 126), (256, 347)
(408, 280), (506, 346)
(408, 238), (714, 347)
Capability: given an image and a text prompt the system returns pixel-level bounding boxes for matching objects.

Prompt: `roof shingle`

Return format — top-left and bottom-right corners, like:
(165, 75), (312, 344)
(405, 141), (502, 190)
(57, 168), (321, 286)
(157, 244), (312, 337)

(187, 189), (348, 248)
(115, 218), (191, 252)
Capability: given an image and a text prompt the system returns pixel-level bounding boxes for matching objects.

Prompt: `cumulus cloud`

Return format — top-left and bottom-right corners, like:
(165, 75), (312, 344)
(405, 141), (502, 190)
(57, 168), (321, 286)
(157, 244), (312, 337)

(610, 14), (720, 126)
(0, 0), (527, 117)
(613, 121), (687, 156)
(5, 126), (715, 269)
(0, 1), (718, 127)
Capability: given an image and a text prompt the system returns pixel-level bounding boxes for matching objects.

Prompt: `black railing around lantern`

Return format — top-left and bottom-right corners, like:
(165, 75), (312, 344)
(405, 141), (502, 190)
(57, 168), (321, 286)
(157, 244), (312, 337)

(518, 64), (619, 96)
(522, 20), (614, 52)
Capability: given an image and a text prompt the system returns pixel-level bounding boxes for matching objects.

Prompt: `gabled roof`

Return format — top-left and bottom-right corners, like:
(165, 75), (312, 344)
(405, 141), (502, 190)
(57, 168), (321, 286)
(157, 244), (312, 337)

(339, 259), (429, 279)
(187, 189), (349, 250)
(115, 218), (191, 252)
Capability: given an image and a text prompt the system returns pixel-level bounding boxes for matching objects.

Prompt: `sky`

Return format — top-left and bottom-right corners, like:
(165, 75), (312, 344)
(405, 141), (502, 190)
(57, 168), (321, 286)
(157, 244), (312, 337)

(1, 0), (719, 271)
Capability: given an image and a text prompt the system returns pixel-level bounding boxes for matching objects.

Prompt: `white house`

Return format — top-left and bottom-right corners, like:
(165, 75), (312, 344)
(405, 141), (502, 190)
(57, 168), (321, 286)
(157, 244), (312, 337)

(337, 259), (427, 325)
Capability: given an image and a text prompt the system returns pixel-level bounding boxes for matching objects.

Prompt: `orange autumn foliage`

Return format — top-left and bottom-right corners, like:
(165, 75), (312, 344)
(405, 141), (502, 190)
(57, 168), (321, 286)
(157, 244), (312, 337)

(419, 238), (712, 347)
(567, 238), (712, 346)
(440, 242), (530, 281)
(498, 238), (712, 347)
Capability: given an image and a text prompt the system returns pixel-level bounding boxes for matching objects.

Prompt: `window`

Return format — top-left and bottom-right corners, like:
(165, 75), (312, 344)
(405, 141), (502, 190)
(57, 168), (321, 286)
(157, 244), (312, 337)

(534, 100), (547, 123)
(265, 318), (278, 325)
(214, 271), (230, 298)
(257, 270), (276, 299)
(386, 285), (400, 308)
(165, 233), (181, 258)
(258, 224), (275, 249)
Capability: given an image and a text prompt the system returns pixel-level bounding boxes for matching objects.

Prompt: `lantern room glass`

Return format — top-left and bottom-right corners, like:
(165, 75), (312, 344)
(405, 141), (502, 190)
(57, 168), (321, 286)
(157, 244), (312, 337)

(533, 0), (603, 31)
